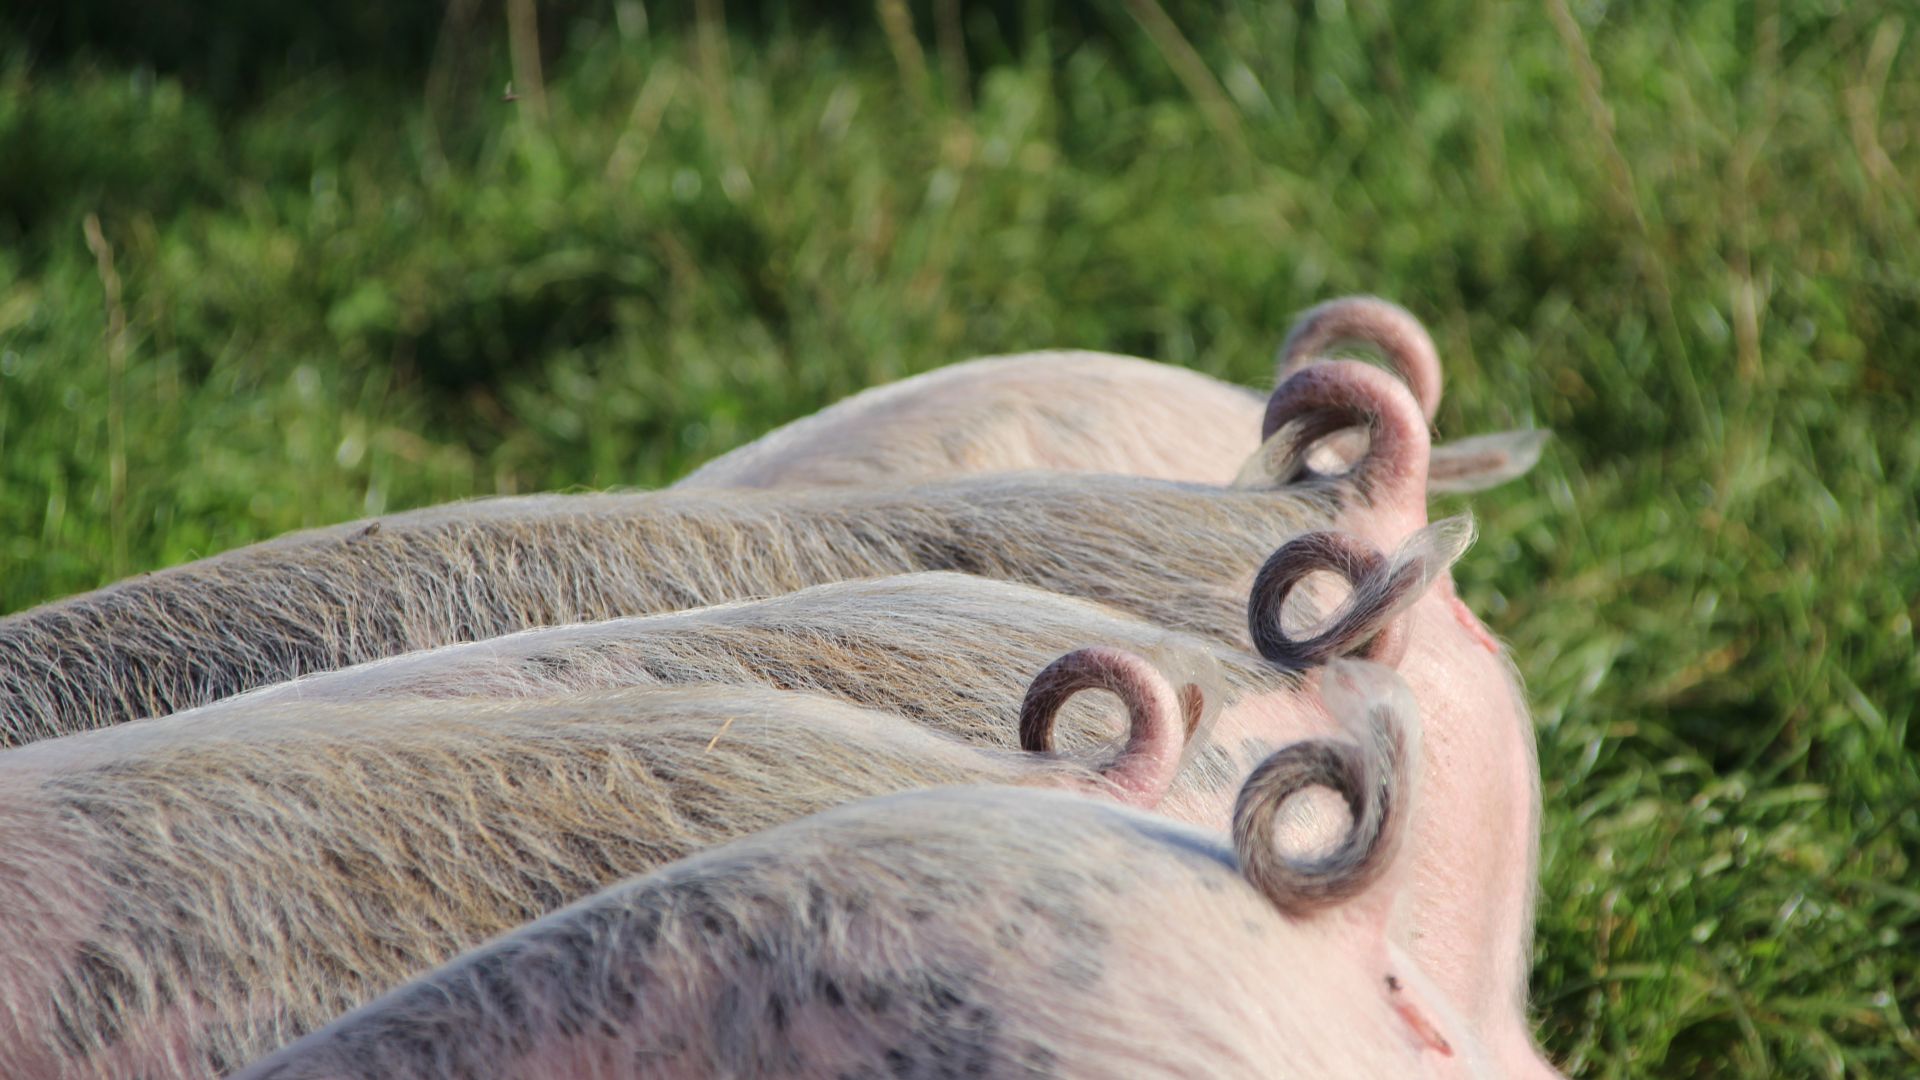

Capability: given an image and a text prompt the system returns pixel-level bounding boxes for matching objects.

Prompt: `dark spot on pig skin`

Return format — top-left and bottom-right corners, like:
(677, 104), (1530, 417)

(1009, 882), (1111, 989)
(465, 950), (535, 1039)
(993, 919), (1027, 951)
(631, 1032), (690, 1067)
(910, 534), (991, 577)
(804, 883), (836, 935)
(527, 652), (572, 679)
(630, 905), (663, 950)
(1048, 953), (1103, 990)
(919, 975), (966, 1014)
(815, 972), (848, 1009)
(837, 960), (1029, 1068)
(870, 985), (1012, 1079)
(53, 946), (140, 1056)
(193, 1029), (242, 1076)
(1022, 1044), (1061, 1073)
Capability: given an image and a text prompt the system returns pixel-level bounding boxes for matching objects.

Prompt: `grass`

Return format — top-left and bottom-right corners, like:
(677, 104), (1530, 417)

(2, 1), (1917, 1074)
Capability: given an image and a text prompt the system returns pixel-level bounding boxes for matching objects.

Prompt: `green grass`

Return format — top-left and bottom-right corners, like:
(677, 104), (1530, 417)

(3, 2), (1917, 1074)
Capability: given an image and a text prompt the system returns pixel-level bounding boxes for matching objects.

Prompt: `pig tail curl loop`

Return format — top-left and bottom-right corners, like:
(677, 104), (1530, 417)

(1247, 531), (1408, 671)
(1018, 646), (1187, 807)
(1272, 295), (1444, 424)
(1231, 660), (1415, 918)
(1248, 359), (1432, 507)
(1248, 516), (1477, 673)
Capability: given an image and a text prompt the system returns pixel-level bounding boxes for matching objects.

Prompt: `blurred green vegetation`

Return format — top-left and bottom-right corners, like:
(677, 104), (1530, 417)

(2, 1), (1917, 1074)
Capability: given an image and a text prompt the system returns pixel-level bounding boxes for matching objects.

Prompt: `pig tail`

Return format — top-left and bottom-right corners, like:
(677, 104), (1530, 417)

(1019, 646), (1188, 807)
(1231, 660), (1418, 917)
(1273, 295), (1443, 423)
(1247, 516), (1476, 671)
(1237, 360), (1429, 503)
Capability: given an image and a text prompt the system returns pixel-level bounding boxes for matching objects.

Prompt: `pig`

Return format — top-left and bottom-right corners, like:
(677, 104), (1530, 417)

(169, 573), (1280, 762)
(677, 294), (1543, 494)
(0, 653), (1192, 1080)
(0, 351), (1447, 742)
(676, 349), (1277, 489)
(233, 660), (1495, 1080)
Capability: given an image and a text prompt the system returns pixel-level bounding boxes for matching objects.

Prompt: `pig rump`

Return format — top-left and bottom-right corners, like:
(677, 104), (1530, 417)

(676, 350), (1271, 490)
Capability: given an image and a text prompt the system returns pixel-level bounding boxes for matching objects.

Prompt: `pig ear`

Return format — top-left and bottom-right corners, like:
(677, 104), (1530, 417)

(1273, 295), (1443, 423)
(1252, 360), (1431, 535)
(1137, 639), (1224, 740)
(1246, 516), (1474, 671)
(1178, 683), (1207, 737)
(1230, 659), (1420, 919)
(1019, 646), (1187, 809)
(1427, 429), (1551, 494)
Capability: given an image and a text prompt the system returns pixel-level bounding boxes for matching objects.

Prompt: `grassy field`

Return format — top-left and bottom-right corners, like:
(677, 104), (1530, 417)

(3, 1), (1917, 1074)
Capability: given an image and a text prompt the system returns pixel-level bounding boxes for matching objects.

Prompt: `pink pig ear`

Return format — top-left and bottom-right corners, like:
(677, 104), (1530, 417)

(1018, 647), (1187, 809)
(1429, 428), (1551, 494)
(1248, 360), (1432, 539)
(1273, 295), (1443, 423)
(1231, 659), (1420, 919)
(1245, 515), (1475, 672)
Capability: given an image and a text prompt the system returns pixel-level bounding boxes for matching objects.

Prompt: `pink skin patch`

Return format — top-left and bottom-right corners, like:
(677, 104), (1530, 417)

(1445, 591), (1501, 655)
(1386, 975), (1455, 1057)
